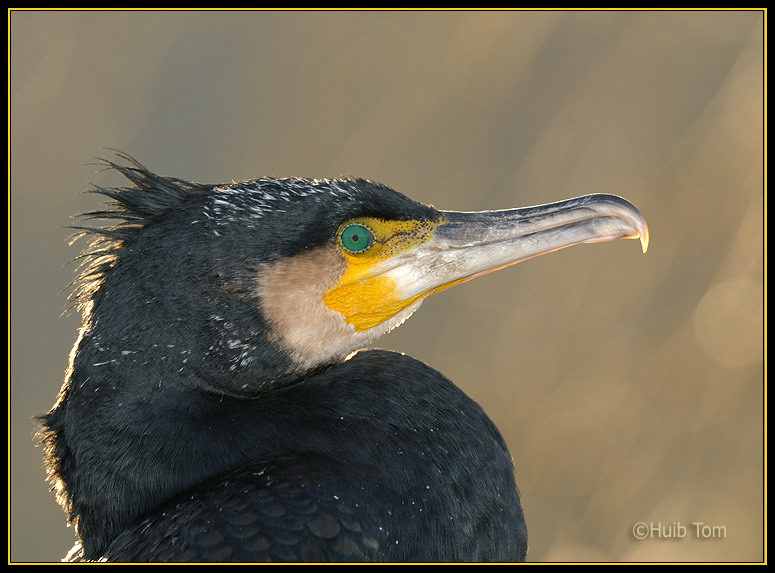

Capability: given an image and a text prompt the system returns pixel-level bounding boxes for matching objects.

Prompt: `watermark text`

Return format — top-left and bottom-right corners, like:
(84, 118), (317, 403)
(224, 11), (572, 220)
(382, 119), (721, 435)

(632, 521), (726, 540)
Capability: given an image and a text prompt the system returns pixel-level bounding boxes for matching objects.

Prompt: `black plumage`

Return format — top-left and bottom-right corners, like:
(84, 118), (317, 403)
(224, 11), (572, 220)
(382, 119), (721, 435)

(39, 153), (647, 563)
(92, 351), (525, 562)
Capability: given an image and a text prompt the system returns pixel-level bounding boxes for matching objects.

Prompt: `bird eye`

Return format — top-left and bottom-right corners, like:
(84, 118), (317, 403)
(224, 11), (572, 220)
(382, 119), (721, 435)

(340, 223), (373, 253)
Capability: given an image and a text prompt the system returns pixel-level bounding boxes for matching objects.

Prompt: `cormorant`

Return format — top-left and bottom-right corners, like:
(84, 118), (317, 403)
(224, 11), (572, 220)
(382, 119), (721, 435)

(38, 153), (648, 563)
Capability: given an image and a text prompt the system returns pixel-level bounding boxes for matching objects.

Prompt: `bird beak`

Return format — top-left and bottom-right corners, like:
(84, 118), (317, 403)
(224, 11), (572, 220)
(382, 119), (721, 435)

(323, 193), (648, 333)
(387, 193), (649, 302)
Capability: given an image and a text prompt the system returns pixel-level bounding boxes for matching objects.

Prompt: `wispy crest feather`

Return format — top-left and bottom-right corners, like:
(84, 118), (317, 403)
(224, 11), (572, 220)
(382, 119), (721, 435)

(69, 152), (205, 311)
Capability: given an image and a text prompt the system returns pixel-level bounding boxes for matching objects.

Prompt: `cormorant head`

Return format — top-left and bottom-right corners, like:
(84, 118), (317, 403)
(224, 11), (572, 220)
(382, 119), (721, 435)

(66, 153), (648, 397)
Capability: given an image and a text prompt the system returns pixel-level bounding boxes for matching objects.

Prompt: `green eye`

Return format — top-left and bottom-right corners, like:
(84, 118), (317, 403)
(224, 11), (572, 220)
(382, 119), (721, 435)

(340, 223), (373, 253)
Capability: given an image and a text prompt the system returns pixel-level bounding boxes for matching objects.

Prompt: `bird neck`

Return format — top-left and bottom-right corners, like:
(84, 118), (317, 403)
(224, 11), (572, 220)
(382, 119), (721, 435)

(42, 324), (519, 560)
(39, 315), (298, 558)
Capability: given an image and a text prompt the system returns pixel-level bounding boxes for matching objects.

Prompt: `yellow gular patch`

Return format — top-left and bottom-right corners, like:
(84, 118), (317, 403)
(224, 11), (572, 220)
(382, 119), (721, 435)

(323, 217), (443, 331)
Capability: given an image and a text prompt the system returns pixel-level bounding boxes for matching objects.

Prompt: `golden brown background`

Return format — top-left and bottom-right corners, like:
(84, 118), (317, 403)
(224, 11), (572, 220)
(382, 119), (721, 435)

(9, 9), (764, 563)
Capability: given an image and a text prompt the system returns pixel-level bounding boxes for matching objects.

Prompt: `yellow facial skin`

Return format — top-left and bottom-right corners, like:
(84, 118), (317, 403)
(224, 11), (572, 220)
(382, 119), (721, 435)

(322, 217), (443, 332)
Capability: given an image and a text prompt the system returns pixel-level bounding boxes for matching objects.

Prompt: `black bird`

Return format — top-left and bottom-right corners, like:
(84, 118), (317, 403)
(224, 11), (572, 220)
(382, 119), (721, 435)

(38, 154), (648, 563)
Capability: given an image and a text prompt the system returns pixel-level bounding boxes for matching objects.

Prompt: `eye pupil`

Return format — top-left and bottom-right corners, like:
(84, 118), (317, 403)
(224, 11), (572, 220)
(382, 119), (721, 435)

(340, 224), (373, 253)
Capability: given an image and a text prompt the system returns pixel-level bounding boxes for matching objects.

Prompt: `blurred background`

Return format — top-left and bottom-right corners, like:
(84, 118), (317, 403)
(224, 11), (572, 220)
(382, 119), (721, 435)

(9, 10), (763, 563)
